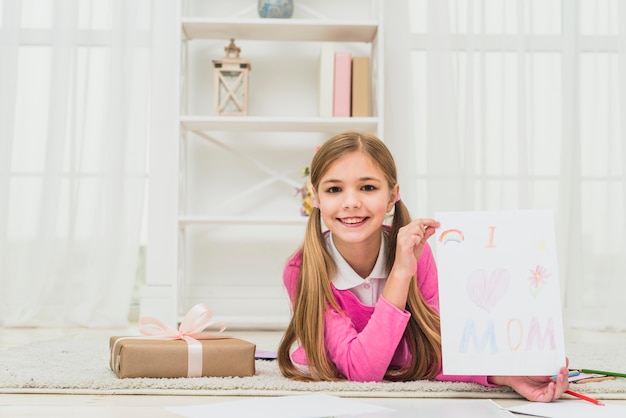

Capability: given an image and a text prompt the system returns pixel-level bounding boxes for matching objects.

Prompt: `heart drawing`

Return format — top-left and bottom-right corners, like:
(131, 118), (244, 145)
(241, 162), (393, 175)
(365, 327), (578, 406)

(466, 268), (511, 313)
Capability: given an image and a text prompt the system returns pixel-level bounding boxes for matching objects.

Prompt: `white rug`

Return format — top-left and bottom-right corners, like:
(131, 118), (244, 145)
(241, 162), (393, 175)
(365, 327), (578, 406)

(1, 335), (625, 399)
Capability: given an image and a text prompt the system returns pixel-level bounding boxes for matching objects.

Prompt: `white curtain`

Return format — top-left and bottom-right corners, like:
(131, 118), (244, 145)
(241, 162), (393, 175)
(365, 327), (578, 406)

(0, 0), (151, 327)
(408, 0), (626, 330)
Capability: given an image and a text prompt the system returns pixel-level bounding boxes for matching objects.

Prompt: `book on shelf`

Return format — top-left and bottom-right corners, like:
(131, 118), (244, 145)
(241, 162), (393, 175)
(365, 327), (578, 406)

(351, 56), (371, 117)
(333, 51), (352, 117)
(318, 42), (335, 118)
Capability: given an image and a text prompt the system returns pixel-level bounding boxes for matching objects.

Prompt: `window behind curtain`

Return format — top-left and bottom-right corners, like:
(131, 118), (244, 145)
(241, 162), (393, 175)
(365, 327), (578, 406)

(408, 0), (626, 329)
(1, 0), (152, 325)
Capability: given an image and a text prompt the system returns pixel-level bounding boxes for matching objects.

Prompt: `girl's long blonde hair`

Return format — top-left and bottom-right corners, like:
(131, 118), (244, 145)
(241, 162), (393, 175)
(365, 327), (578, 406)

(277, 131), (442, 381)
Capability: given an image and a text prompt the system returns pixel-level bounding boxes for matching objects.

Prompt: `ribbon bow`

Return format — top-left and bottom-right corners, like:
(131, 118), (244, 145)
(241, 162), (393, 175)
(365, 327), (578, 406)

(139, 303), (226, 340)
(112, 304), (227, 377)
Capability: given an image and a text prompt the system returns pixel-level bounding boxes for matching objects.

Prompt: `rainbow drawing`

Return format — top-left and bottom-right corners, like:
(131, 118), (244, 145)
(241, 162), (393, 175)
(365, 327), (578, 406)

(439, 229), (465, 245)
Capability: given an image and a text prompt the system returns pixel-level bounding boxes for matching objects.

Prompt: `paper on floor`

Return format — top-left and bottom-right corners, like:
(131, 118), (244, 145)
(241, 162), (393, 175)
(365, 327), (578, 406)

(166, 394), (395, 418)
(508, 400), (626, 418)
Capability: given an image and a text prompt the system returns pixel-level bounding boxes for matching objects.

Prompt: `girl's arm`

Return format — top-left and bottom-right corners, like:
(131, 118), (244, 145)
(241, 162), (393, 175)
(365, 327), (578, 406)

(383, 218), (440, 310)
(284, 252), (411, 382)
(322, 241), (441, 382)
(323, 295), (411, 382)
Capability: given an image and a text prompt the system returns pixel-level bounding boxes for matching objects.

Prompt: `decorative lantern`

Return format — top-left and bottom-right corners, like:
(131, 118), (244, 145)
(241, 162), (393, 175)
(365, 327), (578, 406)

(212, 39), (251, 116)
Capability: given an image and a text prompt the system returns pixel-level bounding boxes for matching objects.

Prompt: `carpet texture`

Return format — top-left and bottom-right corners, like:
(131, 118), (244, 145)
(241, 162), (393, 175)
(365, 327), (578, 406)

(1, 335), (625, 399)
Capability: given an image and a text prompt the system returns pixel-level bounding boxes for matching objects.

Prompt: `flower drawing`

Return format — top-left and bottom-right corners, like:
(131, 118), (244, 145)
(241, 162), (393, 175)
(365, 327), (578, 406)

(528, 264), (551, 298)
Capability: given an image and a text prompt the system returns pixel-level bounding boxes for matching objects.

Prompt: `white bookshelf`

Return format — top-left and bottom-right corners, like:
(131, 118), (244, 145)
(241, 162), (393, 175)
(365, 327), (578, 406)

(143, 0), (385, 328)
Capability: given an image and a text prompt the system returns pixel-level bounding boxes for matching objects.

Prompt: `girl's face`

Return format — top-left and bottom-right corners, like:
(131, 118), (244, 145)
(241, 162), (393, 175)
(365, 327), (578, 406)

(315, 150), (398, 251)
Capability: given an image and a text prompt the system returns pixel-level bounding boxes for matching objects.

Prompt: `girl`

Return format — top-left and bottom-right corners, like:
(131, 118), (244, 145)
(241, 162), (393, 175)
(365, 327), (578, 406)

(277, 131), (569, 402)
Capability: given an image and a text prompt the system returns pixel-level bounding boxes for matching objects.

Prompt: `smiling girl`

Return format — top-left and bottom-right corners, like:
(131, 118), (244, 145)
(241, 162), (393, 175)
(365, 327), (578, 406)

(277, 131), (569, 402)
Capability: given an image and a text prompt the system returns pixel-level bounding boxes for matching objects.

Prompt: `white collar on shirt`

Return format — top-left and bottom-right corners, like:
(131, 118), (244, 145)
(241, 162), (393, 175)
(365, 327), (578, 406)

(327, 231), (388, 290)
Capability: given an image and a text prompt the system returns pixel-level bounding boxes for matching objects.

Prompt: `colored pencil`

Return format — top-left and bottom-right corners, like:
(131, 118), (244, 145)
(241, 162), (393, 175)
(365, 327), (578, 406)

(565, 389), (605, 406)
(578, 368), (626, 378)
(555, 370), (579, 380)
(576, 376), (616, 384)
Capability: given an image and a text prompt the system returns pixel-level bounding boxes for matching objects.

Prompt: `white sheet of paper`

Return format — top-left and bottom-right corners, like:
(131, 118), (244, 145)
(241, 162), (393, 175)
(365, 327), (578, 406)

(508, 400), (626, 418)
(166, 394), (395, 418)
(391, 399), (514, 417)
(434, 210), (566, 375)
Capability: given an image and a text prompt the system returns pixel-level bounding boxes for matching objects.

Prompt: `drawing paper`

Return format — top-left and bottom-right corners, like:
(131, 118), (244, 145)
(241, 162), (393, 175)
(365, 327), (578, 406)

(435, 210), (566, 376)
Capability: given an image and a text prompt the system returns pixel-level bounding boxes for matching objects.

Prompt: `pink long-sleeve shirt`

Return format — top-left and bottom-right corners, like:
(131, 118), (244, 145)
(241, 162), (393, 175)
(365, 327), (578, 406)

(283, 240), (492, 386)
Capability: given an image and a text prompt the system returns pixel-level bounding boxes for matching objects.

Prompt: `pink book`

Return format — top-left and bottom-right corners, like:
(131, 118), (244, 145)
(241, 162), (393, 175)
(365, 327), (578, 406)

(333, 51), (352, 117)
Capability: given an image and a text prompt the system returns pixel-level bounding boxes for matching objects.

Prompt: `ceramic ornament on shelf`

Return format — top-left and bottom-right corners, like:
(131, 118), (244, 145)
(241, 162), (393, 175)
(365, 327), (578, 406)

(258, 0), (294, 18)
(212, 39), (251, 116)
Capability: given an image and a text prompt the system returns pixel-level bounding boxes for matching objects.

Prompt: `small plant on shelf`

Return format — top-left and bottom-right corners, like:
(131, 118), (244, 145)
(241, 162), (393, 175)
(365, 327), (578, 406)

(295, 146), (321, 216)
(295, 165), (314, 217)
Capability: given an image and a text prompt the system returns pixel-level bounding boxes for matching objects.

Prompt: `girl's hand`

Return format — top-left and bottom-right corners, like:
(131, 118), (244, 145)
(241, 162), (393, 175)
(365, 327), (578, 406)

(488, 360), (570, 402)
(384, 218), (440, 310)
(394, 218), (440, 276)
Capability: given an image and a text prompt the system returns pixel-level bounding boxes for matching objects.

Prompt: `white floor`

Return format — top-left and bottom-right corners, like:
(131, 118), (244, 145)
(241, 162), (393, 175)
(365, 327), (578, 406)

(1, 326), (625, 418)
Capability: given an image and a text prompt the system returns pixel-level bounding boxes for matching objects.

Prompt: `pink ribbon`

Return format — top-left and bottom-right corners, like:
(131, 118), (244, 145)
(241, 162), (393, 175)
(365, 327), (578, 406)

(112, 304), (227, 377)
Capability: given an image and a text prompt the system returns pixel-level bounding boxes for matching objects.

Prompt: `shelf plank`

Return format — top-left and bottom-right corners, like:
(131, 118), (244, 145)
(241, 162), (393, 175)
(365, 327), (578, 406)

(180, 115), (378, 133)
(182, 18), (378, 42)
(179, 216), (308, 226)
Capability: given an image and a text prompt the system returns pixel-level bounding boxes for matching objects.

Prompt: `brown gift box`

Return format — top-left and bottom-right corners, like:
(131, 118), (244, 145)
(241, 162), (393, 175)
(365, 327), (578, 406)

(109, 336), (256, 378)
